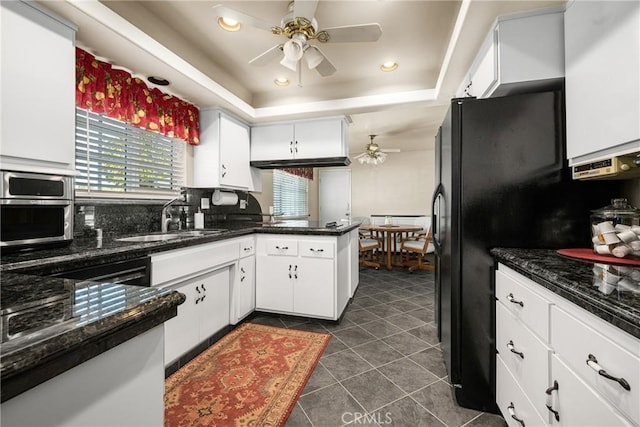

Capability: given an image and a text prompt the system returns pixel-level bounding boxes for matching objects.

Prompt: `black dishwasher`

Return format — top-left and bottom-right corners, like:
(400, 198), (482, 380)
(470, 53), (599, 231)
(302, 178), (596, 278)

(50, 257), (151, 286)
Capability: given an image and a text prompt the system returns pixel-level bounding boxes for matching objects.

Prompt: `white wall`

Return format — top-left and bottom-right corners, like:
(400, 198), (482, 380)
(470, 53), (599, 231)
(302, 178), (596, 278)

(250, 149), (435, 221)
(350, 149), (435, 218)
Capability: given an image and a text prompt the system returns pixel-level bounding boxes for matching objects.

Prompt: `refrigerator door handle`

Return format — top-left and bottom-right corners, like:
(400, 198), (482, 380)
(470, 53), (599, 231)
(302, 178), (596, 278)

(431, 183), (444, 255)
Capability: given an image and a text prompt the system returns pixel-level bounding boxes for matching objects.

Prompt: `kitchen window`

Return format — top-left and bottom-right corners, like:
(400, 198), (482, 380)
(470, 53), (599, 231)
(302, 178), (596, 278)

(273, 170), (308, 218)
(75, 108), (186, 199)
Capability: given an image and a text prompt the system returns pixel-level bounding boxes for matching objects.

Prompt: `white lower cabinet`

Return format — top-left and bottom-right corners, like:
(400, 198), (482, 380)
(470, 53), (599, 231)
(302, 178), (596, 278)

(232, 237), (256, 324)
(550, 354), (632, 426)
(163, 267), (230, 365)
(496, 264), (638, 426)
(255, 235), (348, 320)
(497, 355), (547, 427)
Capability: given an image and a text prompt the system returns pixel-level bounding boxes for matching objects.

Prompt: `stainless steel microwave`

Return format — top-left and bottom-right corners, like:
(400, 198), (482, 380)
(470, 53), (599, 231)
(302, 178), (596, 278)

(0, 171), (74, 250)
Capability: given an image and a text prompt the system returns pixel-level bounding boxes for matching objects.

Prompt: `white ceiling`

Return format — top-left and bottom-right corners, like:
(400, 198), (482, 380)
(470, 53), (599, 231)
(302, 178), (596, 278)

(40, 0), (565, 156)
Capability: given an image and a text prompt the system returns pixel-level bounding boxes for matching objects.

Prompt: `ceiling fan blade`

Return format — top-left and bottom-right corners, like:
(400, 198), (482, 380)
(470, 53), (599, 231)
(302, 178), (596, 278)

(380, 149), (401, 153)
(294, 0), (318, 20)
(353, 152), (367, 159)
(212, 5), (274, 32)
(249, 45), (283, 66)
(319, 23), (382, 43)
(311, 47), (336, 76)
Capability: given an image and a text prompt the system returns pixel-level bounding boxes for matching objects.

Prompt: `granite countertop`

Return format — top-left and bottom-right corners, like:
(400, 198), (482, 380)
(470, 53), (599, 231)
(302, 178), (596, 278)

(0, 220), (360, 274)
(491, 248), (640, 339)
(0, 272), (185, 402)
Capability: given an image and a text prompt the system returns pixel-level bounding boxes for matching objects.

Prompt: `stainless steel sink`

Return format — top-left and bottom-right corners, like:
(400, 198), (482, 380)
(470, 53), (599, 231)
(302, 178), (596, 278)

(116, 229), (225, 243)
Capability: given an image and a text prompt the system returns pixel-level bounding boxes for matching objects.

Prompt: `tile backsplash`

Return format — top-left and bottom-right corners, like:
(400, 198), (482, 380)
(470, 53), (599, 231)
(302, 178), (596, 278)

(74, 188), (264, 237)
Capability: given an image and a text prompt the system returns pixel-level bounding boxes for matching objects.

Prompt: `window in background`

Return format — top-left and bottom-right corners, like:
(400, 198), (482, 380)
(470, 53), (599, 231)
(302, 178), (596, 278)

(75, 108), (185, 199)
(273, 169), (309, 218)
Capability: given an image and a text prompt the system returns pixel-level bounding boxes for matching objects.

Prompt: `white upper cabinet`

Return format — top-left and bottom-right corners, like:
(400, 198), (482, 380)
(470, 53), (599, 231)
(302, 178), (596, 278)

(564, 0), (640, 165)
(0, 1), (76, 175)
(250, 117), (349, 166)
(193, 109), (261, 191)
(456, 9), (564, 99)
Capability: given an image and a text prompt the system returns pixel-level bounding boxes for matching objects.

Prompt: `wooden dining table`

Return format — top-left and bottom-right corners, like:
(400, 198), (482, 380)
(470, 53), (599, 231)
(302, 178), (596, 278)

(360, 224), (423, 270)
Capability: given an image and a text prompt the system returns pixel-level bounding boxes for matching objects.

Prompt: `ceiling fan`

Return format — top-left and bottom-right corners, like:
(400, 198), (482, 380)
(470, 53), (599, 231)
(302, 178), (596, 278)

(213, 0), (383, 77)
(354, 135), (400, 165)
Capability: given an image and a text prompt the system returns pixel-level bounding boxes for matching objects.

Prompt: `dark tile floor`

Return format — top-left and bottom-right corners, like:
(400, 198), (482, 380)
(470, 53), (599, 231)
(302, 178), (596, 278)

(252, 264), (508, 427)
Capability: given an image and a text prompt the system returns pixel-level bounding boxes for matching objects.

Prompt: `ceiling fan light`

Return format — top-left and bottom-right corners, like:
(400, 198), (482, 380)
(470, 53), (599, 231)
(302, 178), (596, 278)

(281, 39), (304, 71)
(304, 47), (324, 69)
(218, 17), (241, 32)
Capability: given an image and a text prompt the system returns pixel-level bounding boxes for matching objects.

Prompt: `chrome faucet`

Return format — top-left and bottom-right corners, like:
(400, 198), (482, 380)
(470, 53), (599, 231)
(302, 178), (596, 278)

(161, 194), (185, 232)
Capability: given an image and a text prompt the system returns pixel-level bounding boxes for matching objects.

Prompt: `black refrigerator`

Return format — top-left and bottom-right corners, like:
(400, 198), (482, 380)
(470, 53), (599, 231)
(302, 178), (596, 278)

(431, 91), (621, 413)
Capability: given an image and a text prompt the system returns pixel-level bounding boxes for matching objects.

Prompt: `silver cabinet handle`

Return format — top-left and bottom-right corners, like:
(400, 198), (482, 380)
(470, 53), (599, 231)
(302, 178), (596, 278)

(506, 293), (524, 307)
(545, 380), (560, 422)
(288, 264), (292, 279)
(243, 246), (252, 252)
(290, 141), (293, 154)
(587, 354), (631, 391)
(507, 402), (525, 427)
(309, 248), (324, 252)
(221, 164), (227, 177)
(507, 340), (524, 359)
(294, 265), (298, 279)
(276, 245), (289, 250)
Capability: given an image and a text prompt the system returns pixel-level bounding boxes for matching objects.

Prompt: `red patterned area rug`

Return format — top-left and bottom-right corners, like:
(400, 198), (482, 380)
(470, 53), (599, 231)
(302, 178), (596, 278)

(165, 322), (330, 426)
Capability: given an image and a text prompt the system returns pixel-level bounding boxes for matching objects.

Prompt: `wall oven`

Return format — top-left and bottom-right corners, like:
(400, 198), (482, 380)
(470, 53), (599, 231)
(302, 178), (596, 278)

(1, 171), (74, 251)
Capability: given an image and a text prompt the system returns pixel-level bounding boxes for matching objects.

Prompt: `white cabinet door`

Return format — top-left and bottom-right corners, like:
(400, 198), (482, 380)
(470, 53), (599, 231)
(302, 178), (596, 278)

(255, 255), (294, 313)
(294, 257), (334, 318)
(462, 10), (564, 100)
(163, 268), (230, 365)
(237, 256), (255, 320)
(565, 0), (640, 162)
(219, 116), (251, 188)
(496, 355), (548, 427)
(294, 119), (345, 159)
(198, 267), (230, 339)
(164, 282), (199, 365)
(250, 124), (294, 161)
(193, 110), (252, 189)
(1, 1), (76, 173)
(551, 355), (632, 426)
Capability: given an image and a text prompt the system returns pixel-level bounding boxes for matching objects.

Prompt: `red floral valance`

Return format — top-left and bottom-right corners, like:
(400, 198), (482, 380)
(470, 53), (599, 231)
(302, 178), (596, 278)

(75, 48), (200, 145)
(281, 168), (314, 180)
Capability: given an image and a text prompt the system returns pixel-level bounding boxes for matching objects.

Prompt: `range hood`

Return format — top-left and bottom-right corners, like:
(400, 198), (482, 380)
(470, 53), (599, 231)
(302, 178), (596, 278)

(250, 156), (351, 169)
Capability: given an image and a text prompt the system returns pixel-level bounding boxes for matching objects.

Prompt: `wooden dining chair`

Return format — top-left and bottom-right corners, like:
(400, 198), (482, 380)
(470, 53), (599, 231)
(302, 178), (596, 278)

(400, 227), (434, 272)
(358, 229), (382, 270)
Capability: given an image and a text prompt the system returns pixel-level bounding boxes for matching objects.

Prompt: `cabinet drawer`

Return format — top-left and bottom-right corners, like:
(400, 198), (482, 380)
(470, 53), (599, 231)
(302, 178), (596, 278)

(238, 237), (255, 257)
(300, 241), (334, 259)
(264, 240), (298, 256)
(551, 354), (633, 426)
(496, 267), (552, 343)
(497, 301), (552, 421)
(151, 240), (239, 285)
(496, 355), (548, 427)
(551, 306), (639, 425)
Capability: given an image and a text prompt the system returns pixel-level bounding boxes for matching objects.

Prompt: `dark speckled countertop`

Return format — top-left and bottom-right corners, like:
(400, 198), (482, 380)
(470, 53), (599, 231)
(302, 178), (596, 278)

(0, 272), (185, 402)
(491, 248), (640, 339)
(0, 221), (360, 275)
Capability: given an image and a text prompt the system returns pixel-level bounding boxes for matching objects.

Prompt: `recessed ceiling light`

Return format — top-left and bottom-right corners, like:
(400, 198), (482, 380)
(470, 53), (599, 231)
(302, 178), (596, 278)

(218, 16), (240, 32)
(274, 78), (290, 86)
(147, 76), (170, 86)
(380, 61), (398, 72)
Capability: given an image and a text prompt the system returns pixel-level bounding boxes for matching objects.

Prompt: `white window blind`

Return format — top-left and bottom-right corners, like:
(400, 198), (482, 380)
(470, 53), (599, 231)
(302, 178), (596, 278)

(75, 108), (185, 198)
(273, 170), (308, 218)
